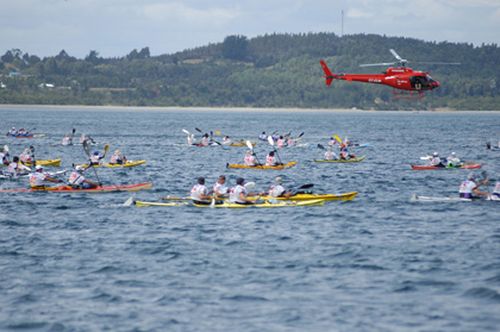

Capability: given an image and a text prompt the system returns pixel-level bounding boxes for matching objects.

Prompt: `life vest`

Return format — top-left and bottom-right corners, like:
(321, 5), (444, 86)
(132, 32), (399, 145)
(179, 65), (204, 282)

(244, 154), (257, 166)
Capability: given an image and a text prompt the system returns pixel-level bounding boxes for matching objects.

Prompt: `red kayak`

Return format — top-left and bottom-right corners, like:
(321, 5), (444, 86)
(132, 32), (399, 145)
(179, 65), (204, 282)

(0, 182), (152, 193)
(411, 164), (481, 170)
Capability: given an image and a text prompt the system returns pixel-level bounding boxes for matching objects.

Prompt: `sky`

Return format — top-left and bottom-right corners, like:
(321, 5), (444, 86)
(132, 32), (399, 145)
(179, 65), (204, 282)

(1, 0), (500, 58)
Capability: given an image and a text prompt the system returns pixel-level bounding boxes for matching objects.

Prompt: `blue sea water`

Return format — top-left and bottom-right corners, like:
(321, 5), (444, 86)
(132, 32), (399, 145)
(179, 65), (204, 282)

(0, 106), (499, 331)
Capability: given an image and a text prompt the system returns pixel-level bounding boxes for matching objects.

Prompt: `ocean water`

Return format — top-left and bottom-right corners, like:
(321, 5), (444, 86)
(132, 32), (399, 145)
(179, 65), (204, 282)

(0, 106), (499, 331)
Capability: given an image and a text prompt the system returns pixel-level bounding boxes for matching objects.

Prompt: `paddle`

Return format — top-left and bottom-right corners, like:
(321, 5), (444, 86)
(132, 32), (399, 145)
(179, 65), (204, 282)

(317, 144), (326, 150)
(267, 136), (283, 165)
(291, 183), (314, 195)
(332, 134), (342, 144)
(246, 140), (262, 166)
(82, 139), (102, 186)
(29, 145), (36, 166)
(123, 196), (135, 207)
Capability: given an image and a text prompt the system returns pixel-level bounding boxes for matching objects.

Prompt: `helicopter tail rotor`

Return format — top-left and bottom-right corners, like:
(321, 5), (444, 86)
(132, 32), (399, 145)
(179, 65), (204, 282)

(320, 60), (336, 86)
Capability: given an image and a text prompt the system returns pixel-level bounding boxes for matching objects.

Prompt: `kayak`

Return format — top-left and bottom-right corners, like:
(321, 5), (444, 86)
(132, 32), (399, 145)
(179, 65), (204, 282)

(134, 201), (189, 207)
(411, 163), (481, 170)
(193, 199), (325, 208)
(411, 194), (500, 202)
(0, 182), (152, 193)
(226, 161), (297, 170)
(76, 160), (146, 168)
(22, 159), (62, 167)
(314, 156), (365, 163)
(227, 141), (256, 147)
(6, 133), (33, 138)
(249, 191), (358, 202)
(0, 170), (67, 180)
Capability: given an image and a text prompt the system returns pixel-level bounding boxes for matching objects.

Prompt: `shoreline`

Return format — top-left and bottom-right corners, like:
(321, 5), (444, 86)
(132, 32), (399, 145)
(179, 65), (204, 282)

(0, 104), (499, 113)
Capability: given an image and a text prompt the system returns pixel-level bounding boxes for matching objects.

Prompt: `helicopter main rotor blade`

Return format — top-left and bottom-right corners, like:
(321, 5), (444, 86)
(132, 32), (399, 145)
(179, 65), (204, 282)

(390, 49), (404, 61)
(359, 62), (397, 67)
(411, 61), (461, 65)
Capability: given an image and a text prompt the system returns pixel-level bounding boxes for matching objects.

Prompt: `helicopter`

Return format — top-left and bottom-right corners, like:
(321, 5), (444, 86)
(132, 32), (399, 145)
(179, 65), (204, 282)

(320, 49), (459, 96)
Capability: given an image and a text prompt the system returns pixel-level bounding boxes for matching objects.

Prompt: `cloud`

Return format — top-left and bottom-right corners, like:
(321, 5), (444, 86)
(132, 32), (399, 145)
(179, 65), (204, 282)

(142, 2), (239, 25)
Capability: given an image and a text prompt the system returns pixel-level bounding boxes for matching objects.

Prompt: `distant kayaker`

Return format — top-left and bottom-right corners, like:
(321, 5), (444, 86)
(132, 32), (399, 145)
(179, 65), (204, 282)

(6, 156), (30, 176)
(339, 143), (355, 160)
(61, 134), (73, 146)
(90, 151), (104, 165)
(324, 147), (338, 160)
(429, 152), (445, 167)
(222, 136), (232, 145)
(446, 152), (461, 167)
(8, 127), (17, 135)
(244, 150), (258, 166)
(328, 137), (337, 147)
(68, 166), (98, 189)
(187, 133), (195, 146)
(29, 165), (62, 189)
(0, 147), (9, 165)
(277, 136), (286, 148)
(190, 177), (212, 204)
(492, 182), (500, 200)
(259, 132), (267, 141)
(229, 177), (253, 204)
(459, 173), (489, 199)
(19, 147), (33, 164)
(109, 149), (127, 165)
(213, 175), (229, 199)
(266, 151), (278, 166)
(268, 177), (291, 198)
(200, 134), (210, 147)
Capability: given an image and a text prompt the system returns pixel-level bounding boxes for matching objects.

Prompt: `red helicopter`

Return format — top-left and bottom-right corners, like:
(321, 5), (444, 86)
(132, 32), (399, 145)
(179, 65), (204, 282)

(320, 49), (459, 96)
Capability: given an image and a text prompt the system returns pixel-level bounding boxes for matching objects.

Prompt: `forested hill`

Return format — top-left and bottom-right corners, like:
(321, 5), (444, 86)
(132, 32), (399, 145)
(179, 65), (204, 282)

(1, 33), (499, 110)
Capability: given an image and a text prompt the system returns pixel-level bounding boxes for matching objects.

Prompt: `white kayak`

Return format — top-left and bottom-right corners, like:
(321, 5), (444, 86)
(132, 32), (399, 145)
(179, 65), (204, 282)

(411, 194), (500, 202)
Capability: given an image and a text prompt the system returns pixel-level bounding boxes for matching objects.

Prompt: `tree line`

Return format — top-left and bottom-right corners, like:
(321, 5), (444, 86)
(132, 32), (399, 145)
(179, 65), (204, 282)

(1, 33), (499, 110)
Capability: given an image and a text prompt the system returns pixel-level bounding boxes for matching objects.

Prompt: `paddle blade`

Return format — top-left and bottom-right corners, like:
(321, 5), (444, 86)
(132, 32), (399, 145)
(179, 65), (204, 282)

(317, 144), (325, 150)
(298, 132), (304, 138)
(298, 183), (314, 190)
(210, 198), (216, 208)
(420, 156), (432, 160)
(182, 129), (190, 135)
(123, 196), (134, 207)
(267, 136), (275, 146)
(104, 144), (110, 153)
(195, 127), (202, 133)
(215, 130), (221, 136)
(246, 140), (254, 150)
(3, 145), (9, 153)
(72, 128), (76, 134)
(333, 134), (342, 144)
(244, 182), (256, 190)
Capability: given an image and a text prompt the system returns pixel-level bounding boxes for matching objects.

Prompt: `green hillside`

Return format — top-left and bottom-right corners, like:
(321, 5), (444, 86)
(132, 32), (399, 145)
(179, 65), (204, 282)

(1, 33), (499, 110)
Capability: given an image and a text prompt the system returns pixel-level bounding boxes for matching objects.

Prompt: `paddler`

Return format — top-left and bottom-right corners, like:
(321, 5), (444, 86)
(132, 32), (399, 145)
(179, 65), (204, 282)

(229, 177), (253, 205)
(265, 151), (279, 166)
(8, 127), (17, 136)
(446, 152), (461, 167)
(429, 152), (445, 167)
(492, 182), (500, 200)
(324, 147), (338, 160)
(61, 134), (73, 146)
(0, 146), (9, 165)
(90, 151), (104, 165)
(109, 149), (127, 165)
(339, 142), (355, 160)
(267, 177), (292, 198)
(213, 175), (229, 199)
(222, 136), (232, 145)
(244, 150), (258, 166)
(328, 137), (337, 147)
(259, 131), (267, 141)
(19, 147), (33, 164)
(200, 134), (210, 147)
(68, 165), (98, 189)
(190, 177), (212, 204)
(29, 165), (62, 189)
(6, 156), (30, 176)
(277, 136), (286, 148)
(458, 173), (489, 199)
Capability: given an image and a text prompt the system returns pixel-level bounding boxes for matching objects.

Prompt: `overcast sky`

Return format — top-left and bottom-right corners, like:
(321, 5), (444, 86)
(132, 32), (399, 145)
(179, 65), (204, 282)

(1, 0), (500, 58)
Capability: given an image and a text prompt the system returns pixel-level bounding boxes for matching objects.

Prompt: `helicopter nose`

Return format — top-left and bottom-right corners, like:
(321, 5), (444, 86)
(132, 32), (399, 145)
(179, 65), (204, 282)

(432, 80), (440, 88)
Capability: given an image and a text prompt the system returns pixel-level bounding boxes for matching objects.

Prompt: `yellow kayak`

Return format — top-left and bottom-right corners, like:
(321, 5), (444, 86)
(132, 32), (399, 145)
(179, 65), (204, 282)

(248, 191), (358, 202)
(228, 141), (256, 147)
(226, 161), (297, 170)
(77, 160), (146, 168)
(193, 199), (325, 208)
(21, 159), (62, 167)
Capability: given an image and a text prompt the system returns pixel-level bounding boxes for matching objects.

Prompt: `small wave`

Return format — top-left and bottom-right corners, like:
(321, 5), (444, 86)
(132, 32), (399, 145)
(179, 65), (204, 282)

(221, 294), (269, 302)
(464, 287), (500, 302)
(5, 321), (50, 330)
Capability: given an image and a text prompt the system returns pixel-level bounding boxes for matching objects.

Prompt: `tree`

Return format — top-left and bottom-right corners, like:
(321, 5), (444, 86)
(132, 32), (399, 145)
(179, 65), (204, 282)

(222, 35), (249, 61)
(138, 47), (150, 59)
(1, 50), (15, 63)
(85, 50), (100, 64)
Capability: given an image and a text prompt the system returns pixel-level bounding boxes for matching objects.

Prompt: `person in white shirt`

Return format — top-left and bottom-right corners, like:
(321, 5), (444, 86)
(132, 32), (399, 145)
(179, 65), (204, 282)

(229, 177), (253, 204)
(213, 175), (229, 199)
(446, 152), (461, 167)
(491, 182), (500, 200)
(5, 156), (30, 176)
(29, 165), (61, 189)
(190, 177), (212, 204)
(459, 173), (489, 199)
(222, 136), (232, 145)
(244, 150), (258, 166)
(268, 177), (291, 198)
(109, 149), (127, 165)
(429, 152), (444, 167)
(324, 147), (337, 160)
(68, 166), (98, 189)
(90, 151), (104, 165)
(19, 147), (33, 163)
(266, 151), (278, 166)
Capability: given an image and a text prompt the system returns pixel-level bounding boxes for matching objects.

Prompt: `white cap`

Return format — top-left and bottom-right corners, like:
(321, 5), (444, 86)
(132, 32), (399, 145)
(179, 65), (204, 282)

(275, 176), (283, 184)
(451, 152), (456, 156)
(433, 152), (439, 156)
(75, 165), (84, 171)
